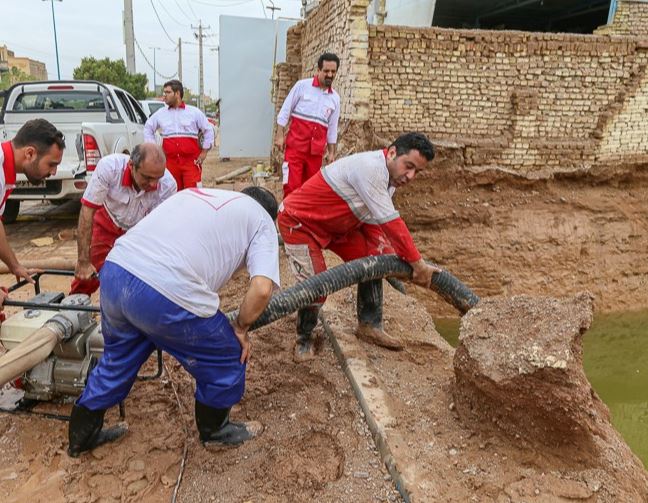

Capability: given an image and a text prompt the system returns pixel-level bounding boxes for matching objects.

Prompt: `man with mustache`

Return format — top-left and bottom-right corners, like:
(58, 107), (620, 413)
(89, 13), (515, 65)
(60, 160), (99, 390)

(274, 52), (341, 197)
(0, 119), (65, 283)
(277, 132), (441, 360)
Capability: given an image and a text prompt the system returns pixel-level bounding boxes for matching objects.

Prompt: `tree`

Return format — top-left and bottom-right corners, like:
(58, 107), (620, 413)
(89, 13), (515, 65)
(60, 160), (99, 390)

(0, 66), (36, 90)
(73, 57), (148, 99)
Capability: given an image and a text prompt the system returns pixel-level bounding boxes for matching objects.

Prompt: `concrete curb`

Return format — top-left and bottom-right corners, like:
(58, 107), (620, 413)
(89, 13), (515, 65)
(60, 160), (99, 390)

(319, 313), (414, 503)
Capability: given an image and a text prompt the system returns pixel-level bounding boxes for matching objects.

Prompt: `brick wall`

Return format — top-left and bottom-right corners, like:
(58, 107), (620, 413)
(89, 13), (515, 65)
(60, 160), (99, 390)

(369, 26), (648, 174)
(596, 0), (648, 37)
(277, 0), (648, 176)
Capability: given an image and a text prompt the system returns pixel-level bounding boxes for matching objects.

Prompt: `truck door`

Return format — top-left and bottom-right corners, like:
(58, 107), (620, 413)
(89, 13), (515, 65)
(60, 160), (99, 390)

(113, 90), (143, 151)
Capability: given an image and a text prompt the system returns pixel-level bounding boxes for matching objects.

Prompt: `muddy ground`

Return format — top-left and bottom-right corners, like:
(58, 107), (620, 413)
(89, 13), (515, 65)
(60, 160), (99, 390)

(1, 150), (648, 502)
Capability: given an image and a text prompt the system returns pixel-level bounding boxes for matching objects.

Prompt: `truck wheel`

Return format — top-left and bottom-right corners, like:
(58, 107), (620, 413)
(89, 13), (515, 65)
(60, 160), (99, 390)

(3, 200), (20, 224)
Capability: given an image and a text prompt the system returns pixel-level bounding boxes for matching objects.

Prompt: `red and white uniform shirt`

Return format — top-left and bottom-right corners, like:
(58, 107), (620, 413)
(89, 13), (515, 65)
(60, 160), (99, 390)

(143, 102), (214, 158)
(0, 142), (16, 216)
(81, 154), (177, 230)
(277, 77), (341, 156)
(280, 150), (421, 263)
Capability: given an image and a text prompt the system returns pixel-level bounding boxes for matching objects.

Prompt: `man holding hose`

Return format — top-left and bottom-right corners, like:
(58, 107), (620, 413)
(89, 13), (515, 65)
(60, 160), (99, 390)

(67, 186), (280, 456)
(278, 132), (440, 361)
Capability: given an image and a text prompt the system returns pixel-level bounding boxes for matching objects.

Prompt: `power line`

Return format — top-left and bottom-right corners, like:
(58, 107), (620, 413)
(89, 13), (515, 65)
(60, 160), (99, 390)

(134, 36), (178, 80)
(157, 0), (191, 27)
(150, 0), (178, 45)
(190, 0), (256, 7)
(186, 0), (199, 19)
(173, 0), (195, 22)
(259, 0), (268, 18)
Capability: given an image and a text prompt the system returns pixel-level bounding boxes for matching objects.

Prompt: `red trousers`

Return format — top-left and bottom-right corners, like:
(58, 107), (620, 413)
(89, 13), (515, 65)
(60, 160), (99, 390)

(166, 155), (202, 190)
(162, 137), (202, 190)
(277, 211), (394, 307)
(70, 207), (125, 295)
(282, 147), (323, 197)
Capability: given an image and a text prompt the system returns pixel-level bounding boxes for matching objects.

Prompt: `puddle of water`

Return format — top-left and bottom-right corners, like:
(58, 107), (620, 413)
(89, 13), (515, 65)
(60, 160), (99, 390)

(434, 311), (648, 467)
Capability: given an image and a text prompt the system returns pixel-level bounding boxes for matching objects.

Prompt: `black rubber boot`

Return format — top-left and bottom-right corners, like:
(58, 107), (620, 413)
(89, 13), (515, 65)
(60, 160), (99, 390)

(195, 400), (262, 447)
(67, 404), (127, 458)
(294, 306), (319, 361)
(356, 280), (403, 350)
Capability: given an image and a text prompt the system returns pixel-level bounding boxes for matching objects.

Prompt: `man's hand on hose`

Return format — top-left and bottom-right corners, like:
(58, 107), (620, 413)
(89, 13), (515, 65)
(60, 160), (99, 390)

(409, 259), (442, 289)
(75, 260), (97, 281)
(232, 317), (252, 364)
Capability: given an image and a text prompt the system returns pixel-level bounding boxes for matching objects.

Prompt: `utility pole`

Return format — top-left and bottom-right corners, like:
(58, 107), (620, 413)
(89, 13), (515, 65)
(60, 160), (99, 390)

(149, 47), (161, 95)
(266, 0), (281, 20)
(192, 21), (210, 110)
(178, 37), (183, 83)
(123, 0), (136, 74)
(42, 0), (62, 79)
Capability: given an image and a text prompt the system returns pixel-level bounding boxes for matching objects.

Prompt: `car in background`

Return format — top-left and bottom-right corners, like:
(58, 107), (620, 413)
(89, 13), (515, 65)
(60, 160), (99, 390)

(139, 99), (165, 117)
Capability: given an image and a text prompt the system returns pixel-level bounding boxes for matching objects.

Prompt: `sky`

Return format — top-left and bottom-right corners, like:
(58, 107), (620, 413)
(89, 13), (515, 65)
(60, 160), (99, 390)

(0, 0), (302, 98)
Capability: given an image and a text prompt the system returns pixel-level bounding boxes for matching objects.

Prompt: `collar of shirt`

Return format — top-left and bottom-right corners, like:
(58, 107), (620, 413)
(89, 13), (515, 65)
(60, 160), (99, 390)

(168, 101), (186, 109)
(121, 165), (158, 193)
(1, 141), (16, 185)
(312, 76), (333, 94)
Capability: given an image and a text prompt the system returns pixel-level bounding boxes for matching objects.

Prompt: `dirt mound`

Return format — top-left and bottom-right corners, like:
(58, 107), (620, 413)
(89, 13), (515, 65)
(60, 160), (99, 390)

(397, 162), (648, 316)
(453, 292), (648, 501)
(454, 292), (605, 451)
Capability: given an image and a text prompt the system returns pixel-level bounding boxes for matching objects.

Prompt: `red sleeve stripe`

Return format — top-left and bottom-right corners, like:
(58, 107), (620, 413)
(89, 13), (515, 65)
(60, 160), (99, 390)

(81, 198), (102, 210)
(379, 218), (421, 263)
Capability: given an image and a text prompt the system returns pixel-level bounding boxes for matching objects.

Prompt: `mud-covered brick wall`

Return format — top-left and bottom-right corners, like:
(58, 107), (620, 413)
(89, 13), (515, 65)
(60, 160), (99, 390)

(368, 26), (648, 175)
(596, 0), (648, 37)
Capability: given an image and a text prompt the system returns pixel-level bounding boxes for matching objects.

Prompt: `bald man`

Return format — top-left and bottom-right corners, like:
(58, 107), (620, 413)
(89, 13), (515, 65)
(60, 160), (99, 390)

(70, 144), (177, 295)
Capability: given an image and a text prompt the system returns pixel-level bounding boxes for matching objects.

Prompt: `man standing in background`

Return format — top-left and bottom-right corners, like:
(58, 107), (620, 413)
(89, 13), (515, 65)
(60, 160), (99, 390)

(144, 79), (214, 190)
(274, 53), (341, 197)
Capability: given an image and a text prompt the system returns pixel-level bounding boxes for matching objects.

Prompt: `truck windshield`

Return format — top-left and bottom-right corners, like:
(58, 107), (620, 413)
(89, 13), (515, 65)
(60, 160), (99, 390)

(148, 102), (165, 114)
(12, 91), (110, 112)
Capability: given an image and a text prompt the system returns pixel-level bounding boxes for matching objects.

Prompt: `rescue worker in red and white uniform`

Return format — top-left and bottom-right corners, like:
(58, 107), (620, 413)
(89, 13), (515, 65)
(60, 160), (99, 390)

(143, 79), (214, 190)
(275, 53), (341, 197)
(70, 144), (176, 295)
(0, 119), (65, 283)
(277, 132), (440, 361)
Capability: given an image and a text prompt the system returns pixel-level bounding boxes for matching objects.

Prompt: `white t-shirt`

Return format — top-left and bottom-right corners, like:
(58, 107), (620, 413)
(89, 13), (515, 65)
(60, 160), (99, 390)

(106, 188), (281, 317)
(82, 154), (177, 230)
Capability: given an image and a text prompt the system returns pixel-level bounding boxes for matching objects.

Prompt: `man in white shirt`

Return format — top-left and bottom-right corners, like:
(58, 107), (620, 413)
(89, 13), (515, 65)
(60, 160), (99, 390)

(0, 119), (65, 283)
(274, 53), (341, 197)
(143, 79), (214, 190)
(67, 186), (280, 457)
(70, 144), (176, 295)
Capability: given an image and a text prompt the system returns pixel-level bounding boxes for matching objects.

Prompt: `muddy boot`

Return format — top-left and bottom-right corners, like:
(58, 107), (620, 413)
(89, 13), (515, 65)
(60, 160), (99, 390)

(293, 306), (319, 362)
(195, 400), (263, 448)
(356, 280), (403, 351)
(67, 404), (128, 458)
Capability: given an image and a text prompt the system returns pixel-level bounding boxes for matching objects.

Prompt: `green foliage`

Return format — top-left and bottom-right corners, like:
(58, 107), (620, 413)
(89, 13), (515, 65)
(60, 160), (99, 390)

(0, 66), (36, 90)
(73, 57), (149, 99)
(0, 67), (36, 107)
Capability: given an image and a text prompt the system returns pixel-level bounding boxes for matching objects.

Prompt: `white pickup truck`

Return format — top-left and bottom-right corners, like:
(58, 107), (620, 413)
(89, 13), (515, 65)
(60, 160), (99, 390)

(0, 80), (147, 222)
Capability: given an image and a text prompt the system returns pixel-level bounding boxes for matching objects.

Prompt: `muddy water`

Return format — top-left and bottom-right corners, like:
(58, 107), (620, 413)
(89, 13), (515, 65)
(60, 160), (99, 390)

(434, 311), (648, 468)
